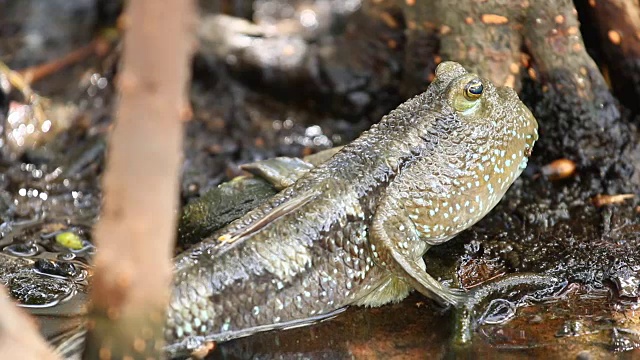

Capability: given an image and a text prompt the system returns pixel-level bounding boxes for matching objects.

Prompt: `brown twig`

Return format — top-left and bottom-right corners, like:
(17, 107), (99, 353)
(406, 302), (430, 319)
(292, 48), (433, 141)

(592, 194), (635, 207)
(18, 37), (112, 84)
(82, 0), (195, 358)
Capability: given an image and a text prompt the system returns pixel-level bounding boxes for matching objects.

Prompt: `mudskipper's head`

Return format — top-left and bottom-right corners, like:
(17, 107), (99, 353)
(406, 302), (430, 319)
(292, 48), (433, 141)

(414, 61), (539, 243)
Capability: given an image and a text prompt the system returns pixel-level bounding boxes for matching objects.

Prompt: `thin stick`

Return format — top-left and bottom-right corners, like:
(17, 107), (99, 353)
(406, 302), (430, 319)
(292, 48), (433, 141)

(82, 0), (195, 358)
(19, 37), (111, 84)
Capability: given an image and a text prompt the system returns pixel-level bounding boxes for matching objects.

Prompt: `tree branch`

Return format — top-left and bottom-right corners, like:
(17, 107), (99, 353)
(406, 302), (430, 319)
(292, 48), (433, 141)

(82, 0), (195, 358)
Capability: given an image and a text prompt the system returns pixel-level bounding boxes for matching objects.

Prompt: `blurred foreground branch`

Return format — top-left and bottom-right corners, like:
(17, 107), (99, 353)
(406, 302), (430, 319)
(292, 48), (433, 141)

(0, 287), (60, 359)
(83, 0), (195, 358)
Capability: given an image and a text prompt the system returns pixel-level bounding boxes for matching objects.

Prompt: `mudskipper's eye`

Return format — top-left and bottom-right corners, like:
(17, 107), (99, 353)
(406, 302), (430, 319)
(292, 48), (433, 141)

(450, 75), (484, 113)
(464, 79), (483, 101)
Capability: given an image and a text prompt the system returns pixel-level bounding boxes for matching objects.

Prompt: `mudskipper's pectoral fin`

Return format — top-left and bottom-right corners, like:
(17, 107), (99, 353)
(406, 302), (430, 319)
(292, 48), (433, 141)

(176, 190), (317, 271)
(240, 146), (345, 190)
(240, 157), (315, 190)
(302, 146), (344, 166)
(218, 190), (316, 244)
(370, 210), (466, 307)
(395, 256), (466, 307)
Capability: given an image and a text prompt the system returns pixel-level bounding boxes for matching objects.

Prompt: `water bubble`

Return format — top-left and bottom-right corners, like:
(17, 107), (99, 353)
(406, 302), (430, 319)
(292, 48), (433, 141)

(41, 120), (51, 133)
(479, 299), (516, 325)
(305, 125), (322, 137)
(4, 243), (39, 257)
(97, 77), (108, 89)
(299, 9), (318, 29)
(58, 252), (76, 261)
(90, 73), (101, 85)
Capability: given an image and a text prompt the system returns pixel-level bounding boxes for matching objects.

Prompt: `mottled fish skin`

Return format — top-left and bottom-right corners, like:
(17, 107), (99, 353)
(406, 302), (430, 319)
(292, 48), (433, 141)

(165, 61), (538, 356)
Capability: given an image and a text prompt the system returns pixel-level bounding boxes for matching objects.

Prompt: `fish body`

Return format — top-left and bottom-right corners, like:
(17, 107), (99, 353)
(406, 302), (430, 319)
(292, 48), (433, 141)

(166, 61), (538, 356)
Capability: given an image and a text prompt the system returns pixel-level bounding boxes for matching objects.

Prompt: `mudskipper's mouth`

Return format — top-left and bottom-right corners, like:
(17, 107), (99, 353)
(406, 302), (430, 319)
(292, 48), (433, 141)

(524, 138), (535, 158)
(524, 129), (538, 158)
(525, 145), (533, 158)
